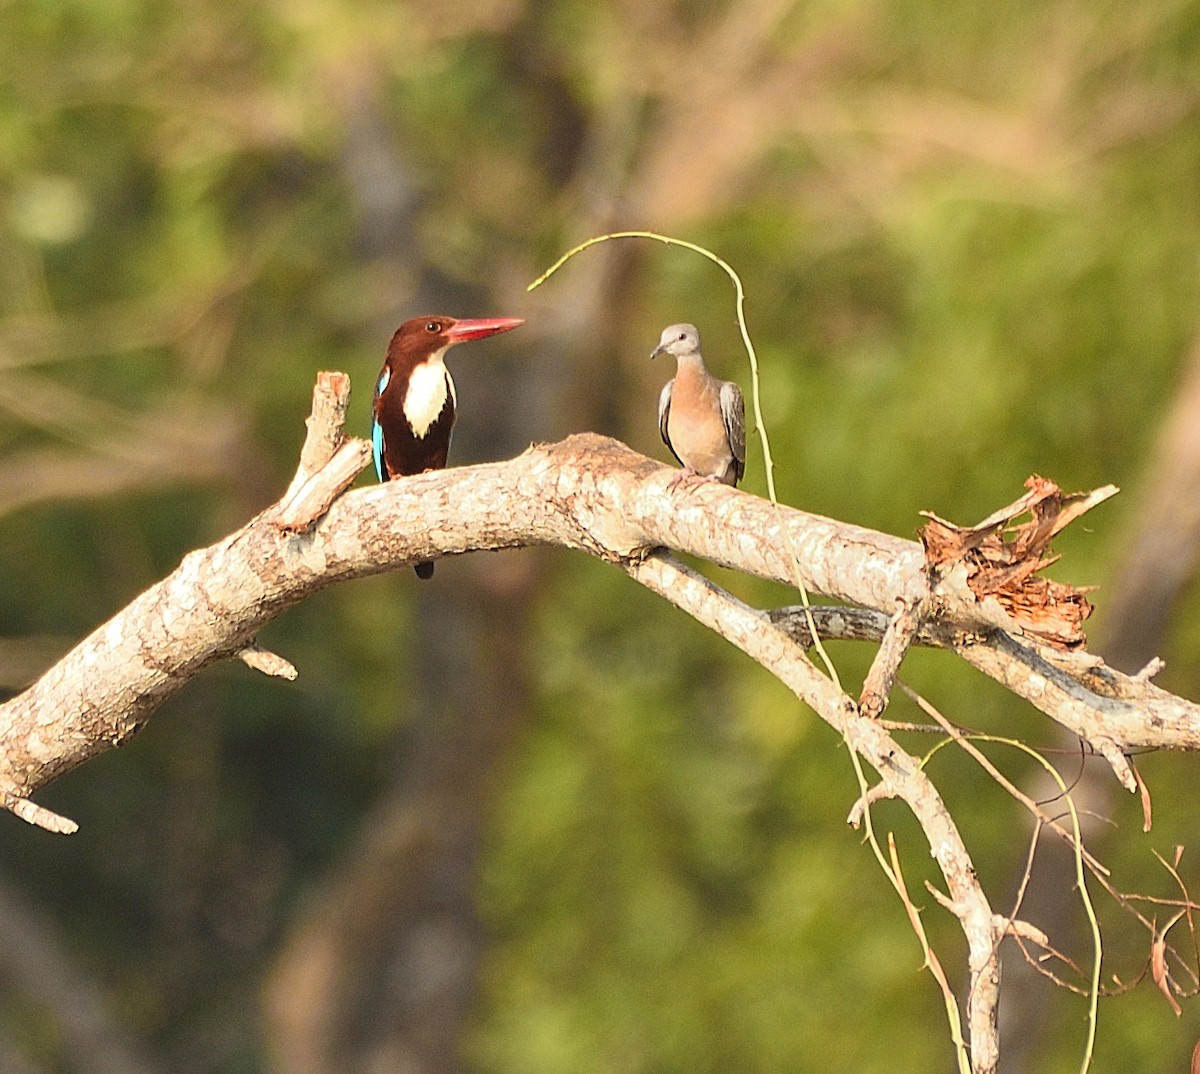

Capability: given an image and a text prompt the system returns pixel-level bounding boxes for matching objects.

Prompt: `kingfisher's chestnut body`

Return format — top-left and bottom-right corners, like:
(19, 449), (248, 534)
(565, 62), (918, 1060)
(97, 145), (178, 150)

(371, 315), (524, 578)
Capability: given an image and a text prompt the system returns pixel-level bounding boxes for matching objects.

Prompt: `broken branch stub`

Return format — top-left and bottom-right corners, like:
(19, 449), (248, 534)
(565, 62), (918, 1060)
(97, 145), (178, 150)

(920, 476), (1118, 651)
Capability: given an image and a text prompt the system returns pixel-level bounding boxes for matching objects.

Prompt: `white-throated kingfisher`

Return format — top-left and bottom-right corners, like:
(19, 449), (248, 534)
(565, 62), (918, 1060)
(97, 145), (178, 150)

(372, 314), (524, 578)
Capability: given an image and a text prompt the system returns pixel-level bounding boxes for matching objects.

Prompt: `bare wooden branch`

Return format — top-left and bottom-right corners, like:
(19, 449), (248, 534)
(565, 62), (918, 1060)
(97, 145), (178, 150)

(274, 438), (374, 533)
(281, 371), (353, 503)
(771, 604), (1198, 790)
(859, 597), (925, 718)
(236, 641), (299, 681)
(625, 552), (1002, 1072)
(846, 781), (901, 825)
(0, 421), (1194, 811)
(1002, 917), (1051, 947)
(0, 791), (77, 835)
(1, 403), (1193, 839)
(5, 371), (1200, 1070)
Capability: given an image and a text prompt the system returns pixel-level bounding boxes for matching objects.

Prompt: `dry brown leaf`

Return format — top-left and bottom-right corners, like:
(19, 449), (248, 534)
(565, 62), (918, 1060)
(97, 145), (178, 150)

(1152, 927), (1183, 1016)
(1133, 760), (1153, 832)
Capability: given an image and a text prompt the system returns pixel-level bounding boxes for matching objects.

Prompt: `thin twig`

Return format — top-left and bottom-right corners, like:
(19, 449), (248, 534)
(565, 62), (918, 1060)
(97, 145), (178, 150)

(860, 598), (925, 718)
(625, 551), (1001, 1072)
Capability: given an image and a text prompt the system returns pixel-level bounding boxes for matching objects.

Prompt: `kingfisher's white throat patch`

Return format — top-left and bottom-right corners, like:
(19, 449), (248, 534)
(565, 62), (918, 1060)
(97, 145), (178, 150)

(404, 349), (457, 438)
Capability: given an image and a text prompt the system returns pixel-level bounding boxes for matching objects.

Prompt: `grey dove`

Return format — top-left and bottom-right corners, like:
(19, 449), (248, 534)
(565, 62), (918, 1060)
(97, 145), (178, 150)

(652, 323), (746, 486)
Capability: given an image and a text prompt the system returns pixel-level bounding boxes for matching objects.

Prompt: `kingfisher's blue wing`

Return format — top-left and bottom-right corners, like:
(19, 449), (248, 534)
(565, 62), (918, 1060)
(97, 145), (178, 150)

(371, 366), (391, 482)
(371, 416), (385, 482)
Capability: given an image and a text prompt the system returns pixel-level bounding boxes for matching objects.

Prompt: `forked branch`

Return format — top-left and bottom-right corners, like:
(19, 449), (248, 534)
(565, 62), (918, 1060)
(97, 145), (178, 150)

(2, 372), (1199, 1072)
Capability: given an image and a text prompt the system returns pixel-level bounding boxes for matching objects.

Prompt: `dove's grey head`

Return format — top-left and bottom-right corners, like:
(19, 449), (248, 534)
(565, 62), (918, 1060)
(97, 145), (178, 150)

(651, 323), (702, 361)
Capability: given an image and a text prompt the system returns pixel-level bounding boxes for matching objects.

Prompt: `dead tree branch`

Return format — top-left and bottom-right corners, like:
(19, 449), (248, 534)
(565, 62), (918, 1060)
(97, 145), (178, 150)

(627, 552), (1000, 1071)
(4, 372), (1199, 827)
(3, 371), (1200, 1071)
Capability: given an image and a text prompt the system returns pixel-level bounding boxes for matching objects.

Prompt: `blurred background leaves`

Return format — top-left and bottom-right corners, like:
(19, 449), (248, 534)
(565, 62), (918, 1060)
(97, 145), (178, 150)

(1, 0), (1199, 1070)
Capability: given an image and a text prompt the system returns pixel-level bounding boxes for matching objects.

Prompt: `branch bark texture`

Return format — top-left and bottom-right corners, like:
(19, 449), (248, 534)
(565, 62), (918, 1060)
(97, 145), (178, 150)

(3, 426), (1199, 817)
(0, 432), (918, 808)
(4, 376), (1200, 1072)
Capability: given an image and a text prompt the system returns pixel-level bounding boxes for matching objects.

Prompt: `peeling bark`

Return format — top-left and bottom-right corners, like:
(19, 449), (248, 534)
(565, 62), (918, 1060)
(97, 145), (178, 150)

(921, 476), (1117, 650)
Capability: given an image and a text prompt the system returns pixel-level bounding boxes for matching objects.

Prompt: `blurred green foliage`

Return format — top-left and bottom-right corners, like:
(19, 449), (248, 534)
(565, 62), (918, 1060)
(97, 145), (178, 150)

(1, 0), (1200, 1070)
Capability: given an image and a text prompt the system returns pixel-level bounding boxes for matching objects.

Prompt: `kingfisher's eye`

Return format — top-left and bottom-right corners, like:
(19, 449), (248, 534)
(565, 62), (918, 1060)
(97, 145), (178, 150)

(426, 321), (441, 333)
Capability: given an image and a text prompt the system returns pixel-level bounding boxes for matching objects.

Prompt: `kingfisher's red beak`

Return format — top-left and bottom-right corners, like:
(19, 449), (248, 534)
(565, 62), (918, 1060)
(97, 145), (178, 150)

(446, 317), (525, 343)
